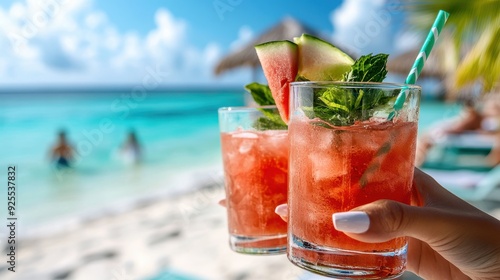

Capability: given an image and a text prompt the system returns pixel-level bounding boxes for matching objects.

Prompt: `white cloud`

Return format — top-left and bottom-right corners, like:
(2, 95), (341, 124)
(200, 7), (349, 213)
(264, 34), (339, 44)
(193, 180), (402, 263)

(145, 8), (187, 57)
(393, 30), (421, 54)
(9, 2), (25, 19)
(112, 33), (143, 68)
(230, 25), (254, 50)
(331, 0), (398, 55)
(0, 0), (229, 86)
(204, 43), (221, 65)
(84, 11), (107, 29)
(102, 27), (120, 51)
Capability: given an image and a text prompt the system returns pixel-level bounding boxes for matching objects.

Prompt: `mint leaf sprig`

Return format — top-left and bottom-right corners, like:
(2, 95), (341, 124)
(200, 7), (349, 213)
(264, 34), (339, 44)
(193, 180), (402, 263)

(253, 109), (288, 130)
(312, 53), (394, 126)
(245, 82), (275, 106)
(244, 82), (287, 130)
(342, 53), (389, 82)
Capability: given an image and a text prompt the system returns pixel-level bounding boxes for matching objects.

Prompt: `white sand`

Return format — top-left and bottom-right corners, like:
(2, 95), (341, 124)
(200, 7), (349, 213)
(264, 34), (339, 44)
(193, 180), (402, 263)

(0, 182), (310, 280)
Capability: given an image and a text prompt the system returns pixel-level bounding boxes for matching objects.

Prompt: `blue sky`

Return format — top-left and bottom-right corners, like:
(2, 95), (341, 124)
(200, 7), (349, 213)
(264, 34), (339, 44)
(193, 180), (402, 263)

(0, 0), (419, 87)
(95, 1), (339, 47)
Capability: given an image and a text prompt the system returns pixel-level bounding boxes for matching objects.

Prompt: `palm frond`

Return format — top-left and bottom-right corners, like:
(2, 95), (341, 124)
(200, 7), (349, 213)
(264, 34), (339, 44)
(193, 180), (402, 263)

(405, 0), (500, 40)
(404, 0), (500, 94)
(455, 24), (500, 92)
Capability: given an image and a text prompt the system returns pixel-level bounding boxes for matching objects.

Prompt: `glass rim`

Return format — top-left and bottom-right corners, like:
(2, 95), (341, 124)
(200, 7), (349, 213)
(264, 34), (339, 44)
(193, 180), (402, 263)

(290, 81), (421, 90)
(218, 105), (277, 113)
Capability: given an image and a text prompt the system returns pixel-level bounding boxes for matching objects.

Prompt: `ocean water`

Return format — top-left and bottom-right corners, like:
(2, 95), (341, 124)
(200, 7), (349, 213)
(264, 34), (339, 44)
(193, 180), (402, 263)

(0, 90), (461, 236)
(418, 100), (462, 133)
(0, 90), (245, 233)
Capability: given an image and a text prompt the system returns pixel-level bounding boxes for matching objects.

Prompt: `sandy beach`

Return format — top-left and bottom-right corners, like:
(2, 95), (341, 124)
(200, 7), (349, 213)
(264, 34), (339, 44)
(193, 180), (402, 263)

(0, 171), (307, 280)
(3, 169), (500, 280)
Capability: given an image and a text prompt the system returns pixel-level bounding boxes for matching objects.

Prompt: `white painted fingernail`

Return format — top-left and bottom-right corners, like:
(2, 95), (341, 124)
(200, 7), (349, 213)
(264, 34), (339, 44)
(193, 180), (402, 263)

(275, 204), (288, 217)
(332, 211), (370, 233)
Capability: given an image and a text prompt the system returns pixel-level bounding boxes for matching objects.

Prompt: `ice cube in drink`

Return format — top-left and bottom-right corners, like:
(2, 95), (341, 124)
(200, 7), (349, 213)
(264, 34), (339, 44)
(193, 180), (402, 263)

(220, 129), (288, 254)
(289, 117), (417, 278)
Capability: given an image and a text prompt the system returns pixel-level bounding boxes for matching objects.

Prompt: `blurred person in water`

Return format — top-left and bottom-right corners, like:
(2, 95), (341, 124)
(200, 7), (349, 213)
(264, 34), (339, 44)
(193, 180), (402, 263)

(119, 130), (142, 165)
(50, 129), (75, 169)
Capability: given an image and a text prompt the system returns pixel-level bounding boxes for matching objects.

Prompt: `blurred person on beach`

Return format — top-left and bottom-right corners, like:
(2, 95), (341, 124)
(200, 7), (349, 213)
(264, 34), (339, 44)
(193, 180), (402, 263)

(50, 129), (74, 169)
(271, 168), (500, 279)
(481, 94), (500, 166)
(119, 130), (142, 165)
(415, 96), (500, 166)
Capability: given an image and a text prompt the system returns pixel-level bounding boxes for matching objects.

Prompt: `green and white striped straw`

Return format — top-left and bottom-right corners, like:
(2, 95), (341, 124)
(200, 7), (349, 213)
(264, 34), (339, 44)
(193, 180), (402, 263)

(361, 10), (450, 186)
(390, 10), (450, 118)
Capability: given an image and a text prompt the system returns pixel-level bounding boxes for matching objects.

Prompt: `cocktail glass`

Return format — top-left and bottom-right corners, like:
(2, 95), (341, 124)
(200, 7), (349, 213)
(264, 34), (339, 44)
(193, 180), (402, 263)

(218, 106), (288, 254)
(287, 82), (420, 278)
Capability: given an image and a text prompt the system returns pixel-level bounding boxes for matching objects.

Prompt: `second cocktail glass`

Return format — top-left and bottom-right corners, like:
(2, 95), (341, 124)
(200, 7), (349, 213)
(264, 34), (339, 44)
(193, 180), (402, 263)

(219, 106), (288, 254)
(287, 82), (421, 279)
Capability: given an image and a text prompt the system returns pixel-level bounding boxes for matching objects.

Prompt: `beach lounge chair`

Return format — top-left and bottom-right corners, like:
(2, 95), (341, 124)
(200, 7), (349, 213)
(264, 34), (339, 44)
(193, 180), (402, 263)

(422, 132), (494, 172)
(421, 132), (500, 201)
(423, 166), (500, 202)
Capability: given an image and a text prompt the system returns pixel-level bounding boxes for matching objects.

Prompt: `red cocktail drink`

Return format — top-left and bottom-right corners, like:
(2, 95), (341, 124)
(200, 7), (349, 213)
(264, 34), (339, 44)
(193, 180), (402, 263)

(219, 106), (288, 254)
(288, 82), (421, 278)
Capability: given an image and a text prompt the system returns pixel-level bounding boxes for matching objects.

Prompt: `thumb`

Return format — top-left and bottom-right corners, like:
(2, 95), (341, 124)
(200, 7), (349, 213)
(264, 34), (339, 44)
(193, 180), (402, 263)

(333, 199), (448, 243)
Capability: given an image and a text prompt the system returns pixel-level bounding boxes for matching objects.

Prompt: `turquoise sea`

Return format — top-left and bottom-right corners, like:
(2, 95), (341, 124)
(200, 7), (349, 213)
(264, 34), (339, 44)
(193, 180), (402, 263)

(0, 90), (245, 234)
(0, 90), (461, 236)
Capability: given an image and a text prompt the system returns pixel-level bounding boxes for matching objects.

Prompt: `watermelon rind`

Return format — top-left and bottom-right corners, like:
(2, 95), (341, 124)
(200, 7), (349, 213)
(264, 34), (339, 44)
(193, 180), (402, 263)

(295, 34), (354, 81)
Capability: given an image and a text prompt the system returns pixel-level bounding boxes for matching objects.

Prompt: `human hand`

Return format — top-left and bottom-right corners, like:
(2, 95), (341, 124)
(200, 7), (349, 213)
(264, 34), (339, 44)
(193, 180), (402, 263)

(276, 168), (500, 279)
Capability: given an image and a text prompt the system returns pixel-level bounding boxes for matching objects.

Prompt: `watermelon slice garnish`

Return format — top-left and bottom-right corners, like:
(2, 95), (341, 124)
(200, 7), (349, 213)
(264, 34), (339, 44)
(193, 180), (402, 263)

(255, 40), (298, 123)
(255, 34), (354, 124)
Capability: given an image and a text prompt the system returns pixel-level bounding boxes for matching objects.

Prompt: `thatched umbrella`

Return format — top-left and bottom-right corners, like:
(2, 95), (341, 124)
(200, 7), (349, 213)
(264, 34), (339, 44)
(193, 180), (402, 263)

(387, 32), (457, 80)
(214, 17), (354, 79)
(388, 49), (445, 79)
(387, 32), (460, 99)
